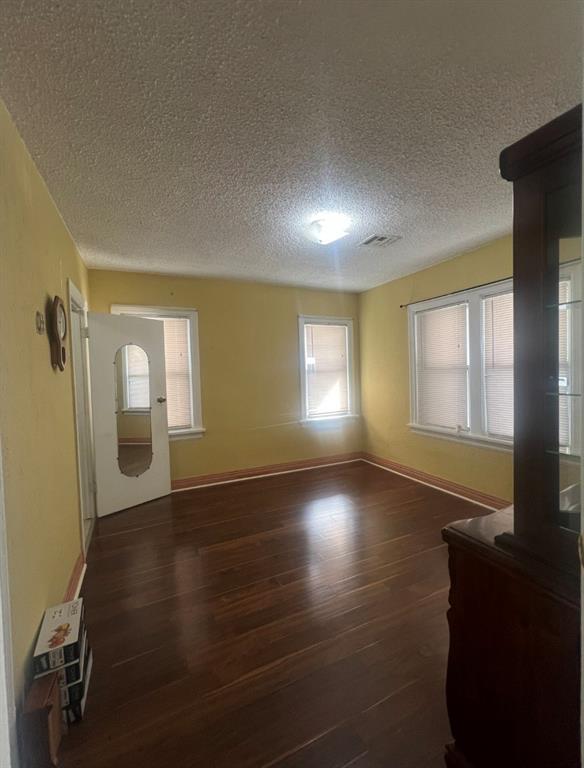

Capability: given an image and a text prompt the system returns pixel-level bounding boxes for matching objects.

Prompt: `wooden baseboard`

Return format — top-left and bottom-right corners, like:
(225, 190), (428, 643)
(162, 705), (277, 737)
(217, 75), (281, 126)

(171, 453), (363, 491)
(63, 553), (86, 601)
(361, 453), (509, 510)
(172, 452), (510, 510)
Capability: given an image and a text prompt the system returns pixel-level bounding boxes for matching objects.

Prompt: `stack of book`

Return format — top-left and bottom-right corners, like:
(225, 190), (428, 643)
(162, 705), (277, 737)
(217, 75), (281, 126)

(33, 598), (93, 725)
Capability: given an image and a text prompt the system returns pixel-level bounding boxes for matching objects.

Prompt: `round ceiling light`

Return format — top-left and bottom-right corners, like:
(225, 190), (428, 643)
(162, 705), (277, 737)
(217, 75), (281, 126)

(308, 213), (350, 245)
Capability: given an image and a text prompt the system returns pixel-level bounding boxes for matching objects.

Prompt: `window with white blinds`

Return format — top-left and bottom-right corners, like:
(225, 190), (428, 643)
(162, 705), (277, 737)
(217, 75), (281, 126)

(123, 345), (150, 409)
(299, 317), (355, 420)
(113, 306), (203, 436)
(409, 280), (513, 446)
(414, 303), (469, 431)
(160, 316), (193, 430)
(410, 264), (582, 449)
(481, 291), (514, 439)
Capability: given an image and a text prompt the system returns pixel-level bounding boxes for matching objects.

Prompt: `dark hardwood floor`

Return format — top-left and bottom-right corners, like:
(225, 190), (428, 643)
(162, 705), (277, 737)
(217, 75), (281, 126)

(60, 461), (486, 768)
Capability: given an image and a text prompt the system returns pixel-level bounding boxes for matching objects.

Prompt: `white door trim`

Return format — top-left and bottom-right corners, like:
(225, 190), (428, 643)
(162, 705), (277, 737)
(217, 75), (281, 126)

(67, 279), (95, 555)
(0, 438), (18, 768)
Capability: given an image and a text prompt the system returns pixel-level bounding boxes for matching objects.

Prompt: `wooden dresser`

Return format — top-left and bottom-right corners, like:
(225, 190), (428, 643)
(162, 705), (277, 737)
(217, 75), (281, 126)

(443, 106), (582, 768)
(443, 509), (579, 767)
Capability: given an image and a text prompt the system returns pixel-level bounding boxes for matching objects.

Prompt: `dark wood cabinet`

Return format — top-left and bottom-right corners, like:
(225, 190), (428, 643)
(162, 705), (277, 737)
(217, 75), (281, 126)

(500, 105), (582, 571)
(443, 106), (582, 768)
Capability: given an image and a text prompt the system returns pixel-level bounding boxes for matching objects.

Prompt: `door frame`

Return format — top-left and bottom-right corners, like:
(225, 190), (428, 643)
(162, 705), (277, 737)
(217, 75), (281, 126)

(0, 437), (17, 768)
(68, 280), (96, 555)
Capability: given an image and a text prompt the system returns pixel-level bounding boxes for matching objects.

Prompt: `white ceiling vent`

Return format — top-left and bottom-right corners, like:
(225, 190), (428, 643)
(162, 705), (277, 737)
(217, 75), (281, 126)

(360, 234), (402, 248)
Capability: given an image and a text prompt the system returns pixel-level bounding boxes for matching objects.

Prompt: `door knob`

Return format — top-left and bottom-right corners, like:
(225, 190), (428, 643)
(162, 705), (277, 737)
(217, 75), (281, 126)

(157, 396), (167, 404)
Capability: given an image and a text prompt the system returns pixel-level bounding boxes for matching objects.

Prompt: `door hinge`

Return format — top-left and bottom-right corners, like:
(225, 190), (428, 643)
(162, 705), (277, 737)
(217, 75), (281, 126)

(81, 327), (90, 339)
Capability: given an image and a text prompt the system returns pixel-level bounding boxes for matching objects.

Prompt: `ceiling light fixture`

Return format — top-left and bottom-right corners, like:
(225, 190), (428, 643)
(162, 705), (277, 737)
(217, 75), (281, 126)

(309, 213), (350, 245)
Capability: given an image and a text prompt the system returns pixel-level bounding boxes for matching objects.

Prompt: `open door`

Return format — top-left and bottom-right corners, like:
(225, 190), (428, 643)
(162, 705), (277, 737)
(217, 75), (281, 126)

(88, 313), (171, 517)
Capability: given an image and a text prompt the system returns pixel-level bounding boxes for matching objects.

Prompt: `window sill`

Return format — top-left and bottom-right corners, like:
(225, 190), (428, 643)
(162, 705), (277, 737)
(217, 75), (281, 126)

(301, 414), (360, 425)
(556, 450), (580, 463)
(169, 427), (206, 441)
(408, 424), (513, 453)
(122, 408), (151, 415)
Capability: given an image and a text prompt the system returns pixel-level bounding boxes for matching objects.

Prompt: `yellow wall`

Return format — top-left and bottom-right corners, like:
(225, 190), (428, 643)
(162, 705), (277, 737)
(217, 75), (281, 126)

(0, 100), (87, 694)
(89, 271), (362, 482)
(359, 236), (514, 502)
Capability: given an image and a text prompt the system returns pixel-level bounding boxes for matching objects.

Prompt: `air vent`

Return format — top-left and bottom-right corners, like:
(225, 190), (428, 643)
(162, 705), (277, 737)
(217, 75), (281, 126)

(360, 234), (401, 248)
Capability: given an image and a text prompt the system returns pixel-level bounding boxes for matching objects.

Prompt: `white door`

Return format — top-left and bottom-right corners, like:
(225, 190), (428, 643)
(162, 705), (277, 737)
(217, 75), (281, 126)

(88, 313), (171, 517)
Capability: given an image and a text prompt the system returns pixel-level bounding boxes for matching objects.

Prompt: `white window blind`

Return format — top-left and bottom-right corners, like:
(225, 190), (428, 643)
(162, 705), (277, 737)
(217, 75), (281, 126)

(124, 345), (150, 409)
(414, 303), (469, 431)
(481, 291), (513, 439)
(299, 317), (354, 420)
(161, 317), (193, 430)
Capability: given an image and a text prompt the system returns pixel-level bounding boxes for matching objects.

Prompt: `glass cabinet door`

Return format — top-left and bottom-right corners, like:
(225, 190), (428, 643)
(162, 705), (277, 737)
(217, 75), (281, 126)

(544, 184), (582, 533)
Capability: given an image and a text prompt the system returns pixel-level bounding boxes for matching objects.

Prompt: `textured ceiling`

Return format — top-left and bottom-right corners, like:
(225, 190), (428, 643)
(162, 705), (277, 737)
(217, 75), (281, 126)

(0, 0), (581, 291)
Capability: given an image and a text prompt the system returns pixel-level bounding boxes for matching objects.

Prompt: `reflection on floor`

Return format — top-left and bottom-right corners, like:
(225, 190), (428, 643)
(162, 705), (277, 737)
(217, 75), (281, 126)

(117, 443), (152, 477)
(61, 461), (487, 768)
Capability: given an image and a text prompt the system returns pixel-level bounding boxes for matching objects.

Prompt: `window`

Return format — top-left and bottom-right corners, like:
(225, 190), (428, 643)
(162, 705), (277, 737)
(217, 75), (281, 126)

(299, 316), (356, 420)
(409, 266), (582, 450)
(123, 345), (150, 410)
(413, 301), (469, 432)
(112, 306), (203, 438)
(481, 291), (514, 440)
(409, 280), (514, 447)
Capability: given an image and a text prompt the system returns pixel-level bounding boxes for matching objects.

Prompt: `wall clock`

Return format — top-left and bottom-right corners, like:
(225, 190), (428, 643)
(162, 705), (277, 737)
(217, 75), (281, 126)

(49, 295), (67, 371)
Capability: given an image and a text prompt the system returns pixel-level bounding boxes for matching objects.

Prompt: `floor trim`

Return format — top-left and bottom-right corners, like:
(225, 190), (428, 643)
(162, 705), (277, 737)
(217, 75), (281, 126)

(171, 453), (363, 492)
(361, 453), (509, 510)
(171, 452), (510, 511)
(63, 553), (86, 601)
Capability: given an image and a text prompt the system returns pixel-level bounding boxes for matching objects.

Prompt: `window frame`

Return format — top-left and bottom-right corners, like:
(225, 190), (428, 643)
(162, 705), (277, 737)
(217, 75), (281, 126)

(111, 305), (204, 439)
(408, 279), (514, 451)
(298, 315), (358, 422)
